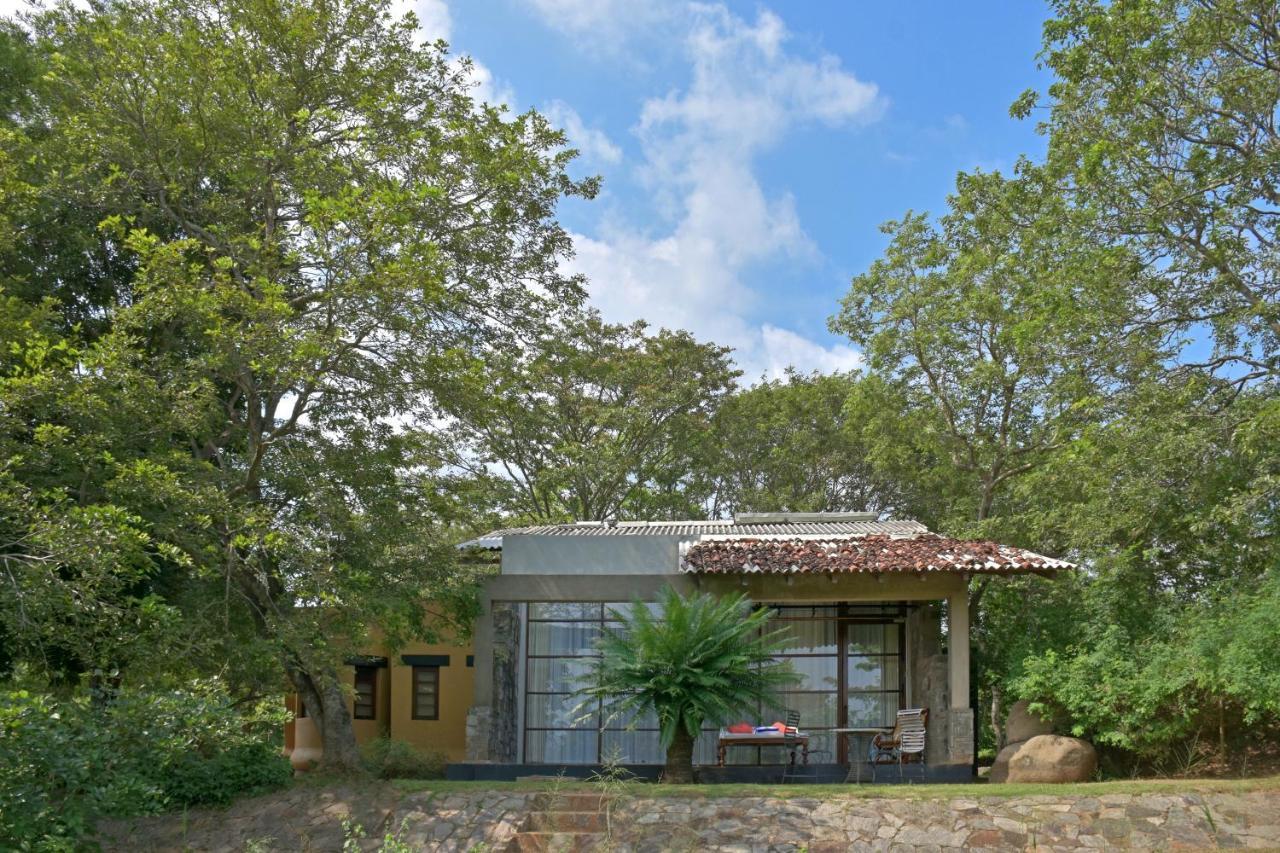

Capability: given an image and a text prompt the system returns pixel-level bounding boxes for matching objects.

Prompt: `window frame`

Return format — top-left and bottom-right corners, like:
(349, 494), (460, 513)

(353, 665), (378, 720)
(411, 665), (440, 721)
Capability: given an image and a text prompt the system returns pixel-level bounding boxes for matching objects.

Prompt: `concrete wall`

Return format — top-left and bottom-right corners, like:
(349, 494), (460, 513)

(502, 534), (682, 575)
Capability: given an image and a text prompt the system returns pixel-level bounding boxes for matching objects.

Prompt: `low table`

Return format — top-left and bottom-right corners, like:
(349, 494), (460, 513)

(833, 726), (892, 783)
(716, 732), (809, 766)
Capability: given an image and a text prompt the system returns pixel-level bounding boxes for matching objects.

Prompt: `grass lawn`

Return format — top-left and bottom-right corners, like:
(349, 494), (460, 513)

(393, 774), (1280, 800)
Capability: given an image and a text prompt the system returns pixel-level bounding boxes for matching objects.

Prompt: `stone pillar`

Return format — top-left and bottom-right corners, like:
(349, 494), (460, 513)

(489, 603), (521, 762)
(465, 706), (493, 761)
(946, 589), (974, 765)
(907, 602), (950, 765)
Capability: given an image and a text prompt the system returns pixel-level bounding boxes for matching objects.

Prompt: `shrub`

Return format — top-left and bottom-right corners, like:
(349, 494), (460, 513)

(360, 737), (446, 779)
(1016, 573), (1280, 772)
(0, 681), (291, 850)
(162, 741), (293, 808)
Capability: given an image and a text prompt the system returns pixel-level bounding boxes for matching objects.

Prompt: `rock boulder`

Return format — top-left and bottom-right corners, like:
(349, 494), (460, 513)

(1004, 699), (1054, 745)
(989, 734), (1097, 784)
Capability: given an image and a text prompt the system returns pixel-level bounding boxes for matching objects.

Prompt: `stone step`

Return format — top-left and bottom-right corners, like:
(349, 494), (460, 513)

(526, 811), (606, 833)
(507, 830), (603, 853)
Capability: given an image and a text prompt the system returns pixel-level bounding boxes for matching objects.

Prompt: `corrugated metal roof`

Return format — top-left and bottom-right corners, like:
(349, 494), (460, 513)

(457, 518), (928, 548)
(680, 535), (1074, 575)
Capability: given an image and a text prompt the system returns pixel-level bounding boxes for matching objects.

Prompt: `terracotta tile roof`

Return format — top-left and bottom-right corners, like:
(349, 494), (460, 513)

(679, 534), (1073, 575)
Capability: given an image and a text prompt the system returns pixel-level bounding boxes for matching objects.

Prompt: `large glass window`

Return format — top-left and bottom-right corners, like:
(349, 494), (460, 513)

(705, 605), (905, 766)
(522, 601), (905, 765)
(524, 602), (664, 764)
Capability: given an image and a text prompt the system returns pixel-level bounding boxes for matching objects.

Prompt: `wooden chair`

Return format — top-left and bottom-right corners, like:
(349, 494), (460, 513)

(870, 708), (929, 780)
(779, 709), (832, 782)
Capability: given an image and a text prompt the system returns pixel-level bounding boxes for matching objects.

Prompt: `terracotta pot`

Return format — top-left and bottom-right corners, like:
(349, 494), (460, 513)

(290, 717), (323, 772)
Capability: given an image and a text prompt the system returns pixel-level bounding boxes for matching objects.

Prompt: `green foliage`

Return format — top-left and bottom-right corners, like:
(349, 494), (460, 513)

(442, 310), (738, 522)
(360, 737), (446, 780)
(578, 587), (799, 783)
(1, 0), (595, 771)
(0, 682), (290, 849)
(1017, 572), (1280, 763)
(831, 165), (1157, 529)
(701, 371), (906, 517)
(1034, 0), (1280, 372)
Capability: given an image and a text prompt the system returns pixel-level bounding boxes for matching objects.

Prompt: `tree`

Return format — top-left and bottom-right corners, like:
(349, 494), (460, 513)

(831, 166), (1163, 746)
(443, 311), (738, 522)
(831, 165), (1155, 533)
(701, 371), (907, 517)
(5, 0), (594, 771)
(578, 586), (798, 784)
(1020, 0), (1280, 382)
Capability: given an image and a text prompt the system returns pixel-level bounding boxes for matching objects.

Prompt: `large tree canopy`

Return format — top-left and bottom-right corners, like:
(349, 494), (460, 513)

(831, 166), (1157, 529)
(1020, 0), (1280, 381)
(2, 0), (595, 770)
(442, 311), (737, 522)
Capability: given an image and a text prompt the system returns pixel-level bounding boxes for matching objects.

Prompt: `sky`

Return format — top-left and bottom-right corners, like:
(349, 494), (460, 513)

(424, 0), (1056, 380)
(3, 0), (1057, 380)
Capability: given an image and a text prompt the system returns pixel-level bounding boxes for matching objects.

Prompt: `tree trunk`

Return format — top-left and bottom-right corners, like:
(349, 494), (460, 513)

(286, 658), (364, 774)
(991, 683), (1004, 751)
(663, 729), (696, 784)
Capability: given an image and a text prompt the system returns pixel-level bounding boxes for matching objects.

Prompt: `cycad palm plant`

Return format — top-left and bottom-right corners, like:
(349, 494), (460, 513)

(578, 586), (799, 783)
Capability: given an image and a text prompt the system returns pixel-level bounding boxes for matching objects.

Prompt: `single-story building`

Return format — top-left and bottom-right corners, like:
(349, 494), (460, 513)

(294, 512), (1070, 780)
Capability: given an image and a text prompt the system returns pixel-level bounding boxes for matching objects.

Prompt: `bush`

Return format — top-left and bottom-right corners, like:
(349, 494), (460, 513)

(1016, 573), (1280, 772)
(360, 737), (446, 779)
(0, 681), (291, 850)
(162, 741), (293, 808)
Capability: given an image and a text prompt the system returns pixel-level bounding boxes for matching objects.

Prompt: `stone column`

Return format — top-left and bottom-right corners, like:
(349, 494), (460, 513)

(489, 603), (521, 762)
(946, 589), (974, 765)
(906, 602), (949, 765)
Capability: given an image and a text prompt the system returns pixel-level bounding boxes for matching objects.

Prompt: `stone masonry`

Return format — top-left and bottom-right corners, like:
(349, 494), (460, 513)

(98, 783), (1280, 851)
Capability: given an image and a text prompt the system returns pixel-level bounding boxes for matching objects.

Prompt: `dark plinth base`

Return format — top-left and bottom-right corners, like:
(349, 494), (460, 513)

(444, 762), (974, 784)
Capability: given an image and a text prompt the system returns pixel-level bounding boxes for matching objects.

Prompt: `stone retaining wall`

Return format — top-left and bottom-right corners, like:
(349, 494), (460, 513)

(612, 791), (1280, 850)
(98, 784), (1280, 851)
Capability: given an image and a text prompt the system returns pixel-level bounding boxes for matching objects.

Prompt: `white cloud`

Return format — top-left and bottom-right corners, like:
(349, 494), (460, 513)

(543, 101), (622, 165)
(759, 325), (863, 378)
(414, 0), (452, 40)
(522, 0), (677, 55)
(559, 4), (882, 379)
(463, 59), (517, 111)
(399, 0), (452, 40)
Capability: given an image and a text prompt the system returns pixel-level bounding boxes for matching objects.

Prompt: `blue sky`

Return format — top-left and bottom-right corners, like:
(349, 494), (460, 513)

(417, 0), (1056, 380)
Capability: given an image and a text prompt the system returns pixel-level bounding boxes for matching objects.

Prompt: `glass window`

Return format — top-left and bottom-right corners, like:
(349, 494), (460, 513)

(529, 603), (601, 620)
(602, 730), (663, 764)
(768, 617), (838, 655)
(526, 693), (599, 729)
(527, 657), (594, 693)
(525, 730), (598, 763)
(528, 622), (601, 656)
(412, 666), (439, 720)
(353, 666), (377, 720)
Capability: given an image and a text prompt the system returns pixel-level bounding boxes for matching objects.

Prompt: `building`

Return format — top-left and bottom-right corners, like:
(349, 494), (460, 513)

(300, 512), (1070, 779)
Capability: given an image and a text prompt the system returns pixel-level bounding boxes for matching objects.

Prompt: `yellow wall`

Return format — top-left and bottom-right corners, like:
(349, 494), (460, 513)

(291, 631), (475, 765)
(320, 634), (473, 763)
(385, 640), (474, 762)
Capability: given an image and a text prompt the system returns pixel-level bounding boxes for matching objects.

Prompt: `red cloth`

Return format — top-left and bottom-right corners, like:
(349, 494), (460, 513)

(727, 722), (753, 734)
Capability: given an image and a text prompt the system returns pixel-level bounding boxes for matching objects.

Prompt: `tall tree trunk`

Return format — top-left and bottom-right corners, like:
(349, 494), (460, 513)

(286, 657), (364, 774)
(991, 683), (1005, 751)
(663, 729), (696, 784)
